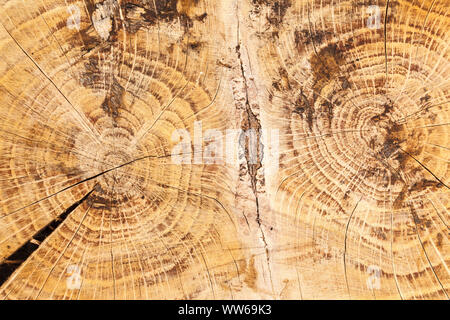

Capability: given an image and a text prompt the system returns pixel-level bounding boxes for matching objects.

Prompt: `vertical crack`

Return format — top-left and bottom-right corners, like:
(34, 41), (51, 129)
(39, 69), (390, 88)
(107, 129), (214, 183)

(235, 2), (274, 294)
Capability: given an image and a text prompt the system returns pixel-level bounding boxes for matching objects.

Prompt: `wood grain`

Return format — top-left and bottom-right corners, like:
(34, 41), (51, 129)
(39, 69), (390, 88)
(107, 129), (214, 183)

(0, 0), (448, 299)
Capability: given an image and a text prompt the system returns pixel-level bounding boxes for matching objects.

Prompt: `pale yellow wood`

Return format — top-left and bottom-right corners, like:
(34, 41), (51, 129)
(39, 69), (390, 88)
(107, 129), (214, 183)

(0, 0), (448, 300)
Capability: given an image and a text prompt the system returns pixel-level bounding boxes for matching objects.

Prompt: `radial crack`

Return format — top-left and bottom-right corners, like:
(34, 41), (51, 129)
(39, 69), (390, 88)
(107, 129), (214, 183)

(0, 187), (96, 287)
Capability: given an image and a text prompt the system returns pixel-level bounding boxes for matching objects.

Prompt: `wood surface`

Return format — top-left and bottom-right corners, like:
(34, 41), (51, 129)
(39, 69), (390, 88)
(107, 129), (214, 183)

(0, 0), (448, 299)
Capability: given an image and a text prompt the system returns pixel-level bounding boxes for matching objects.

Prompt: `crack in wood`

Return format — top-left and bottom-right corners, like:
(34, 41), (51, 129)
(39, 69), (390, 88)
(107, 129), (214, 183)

(0, 187), (96, 287)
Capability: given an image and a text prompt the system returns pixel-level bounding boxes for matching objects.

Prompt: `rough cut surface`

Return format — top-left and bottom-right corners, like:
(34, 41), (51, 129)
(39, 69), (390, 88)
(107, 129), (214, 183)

(0, 0), (448, 299)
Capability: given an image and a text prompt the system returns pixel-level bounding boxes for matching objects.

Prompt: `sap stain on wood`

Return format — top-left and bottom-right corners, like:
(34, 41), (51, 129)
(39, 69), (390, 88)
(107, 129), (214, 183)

(124, 0), (203, 32)
(101, 79), (126, 120)
(310, 44), (345, 94)
(294, 28), (333, 50)
(72, 0), (205, 54)
(292, 43), (347, 129)
(252, 0), (292, 26)
(293, 89), (315, 131)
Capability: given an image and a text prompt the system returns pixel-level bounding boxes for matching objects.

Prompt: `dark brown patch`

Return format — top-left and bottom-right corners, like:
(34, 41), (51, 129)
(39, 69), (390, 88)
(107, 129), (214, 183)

(278, 67), (291, 90)
(343, 190), (350, 200)
(88, 191), (119, 209)
(123, 0), (196, 32)
(196, 12), (207, 22)
(371, 103), (394, 122)
(187, 40), (203, 51)
(436, 232), (443, 248)
(409, 179), (443, 192)
(293, 89), (314, 131)
(420, 93), (431, 104)
(410, 205), (432, 231)
(216, 59), (233, 69)
(340, 76), (350, 89)
(101, 78), (126, 120)
(80, 53), (113, 88)
(252, 0), (292, 26)
(393, 184), (408, 209)
(77, 26), (102, 54)
(310, 43), (344, 96)
(294, 28), (332, 49)
(373, 227), (387, 241)
(380, 136), (401, 159)
(291, 43), (345, 130)
(74, 0), (202, 47)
